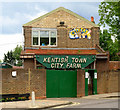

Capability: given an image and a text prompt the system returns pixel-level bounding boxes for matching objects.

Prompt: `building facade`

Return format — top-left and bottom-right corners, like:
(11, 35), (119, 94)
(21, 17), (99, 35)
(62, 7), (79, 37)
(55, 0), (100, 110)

(20, 7), (110, 98)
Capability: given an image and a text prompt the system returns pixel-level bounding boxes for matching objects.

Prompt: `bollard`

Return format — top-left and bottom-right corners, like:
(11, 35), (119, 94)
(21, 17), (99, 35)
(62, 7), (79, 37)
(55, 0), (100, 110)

(31, 91), (35, 107)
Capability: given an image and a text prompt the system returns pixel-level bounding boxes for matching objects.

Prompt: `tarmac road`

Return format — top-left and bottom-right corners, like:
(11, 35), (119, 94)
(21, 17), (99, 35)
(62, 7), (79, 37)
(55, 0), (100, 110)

(50, 97), (120, 110)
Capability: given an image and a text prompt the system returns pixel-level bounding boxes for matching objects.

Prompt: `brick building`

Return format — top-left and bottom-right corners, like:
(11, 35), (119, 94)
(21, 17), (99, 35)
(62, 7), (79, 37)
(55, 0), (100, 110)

(2, 7), (119, 99)
(20, 7), (110, 98)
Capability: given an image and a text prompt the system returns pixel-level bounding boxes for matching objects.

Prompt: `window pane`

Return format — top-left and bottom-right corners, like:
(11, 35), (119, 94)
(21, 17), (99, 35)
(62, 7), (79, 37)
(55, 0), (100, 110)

(40, 31), (49, 37)
(40, 38), (49, 46)
(50, 31), (56, 37)
(33, 31), (39, 37)
(51, 38), (56, 45)
(33, 37), (38, 45)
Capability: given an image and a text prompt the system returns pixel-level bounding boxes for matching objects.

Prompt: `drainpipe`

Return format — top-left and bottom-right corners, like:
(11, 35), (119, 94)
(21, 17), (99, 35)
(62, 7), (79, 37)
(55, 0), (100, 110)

(28, 68), (31, 93)
(34, 57), (36, 69)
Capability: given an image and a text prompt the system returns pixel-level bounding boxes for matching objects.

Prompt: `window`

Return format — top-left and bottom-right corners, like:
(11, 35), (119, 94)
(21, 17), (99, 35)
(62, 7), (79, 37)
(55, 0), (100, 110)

(40, 31), (49, 46)
(32, 31), (39, 45)
(50, 31), (56, 45)
(32, 28), (57, 46)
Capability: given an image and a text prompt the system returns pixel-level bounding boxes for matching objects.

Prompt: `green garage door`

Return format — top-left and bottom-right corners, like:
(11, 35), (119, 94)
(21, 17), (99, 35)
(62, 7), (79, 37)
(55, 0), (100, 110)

(46, 70), (77, 98)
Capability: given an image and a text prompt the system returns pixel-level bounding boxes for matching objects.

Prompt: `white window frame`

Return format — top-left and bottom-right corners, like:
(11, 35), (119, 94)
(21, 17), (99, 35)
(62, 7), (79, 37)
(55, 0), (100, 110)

(32, 28), (57, 47)
(32, 31), (39, 46)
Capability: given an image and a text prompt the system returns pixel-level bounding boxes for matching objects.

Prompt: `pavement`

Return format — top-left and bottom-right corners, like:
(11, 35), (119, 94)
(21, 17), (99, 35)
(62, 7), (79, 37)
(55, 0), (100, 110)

(81, 92), (120, 99)
(0, 100), (71, 109)
(0, 92), (119, 109)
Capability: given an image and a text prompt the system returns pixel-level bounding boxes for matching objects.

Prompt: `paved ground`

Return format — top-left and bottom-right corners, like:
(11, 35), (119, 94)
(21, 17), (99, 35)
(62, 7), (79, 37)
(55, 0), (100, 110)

(0, 100), (71, 109)
(0, 92), (120, 110)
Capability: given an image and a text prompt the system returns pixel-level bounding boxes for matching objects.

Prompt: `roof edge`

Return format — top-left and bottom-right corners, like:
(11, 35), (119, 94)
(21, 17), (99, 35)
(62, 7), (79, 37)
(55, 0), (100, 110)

(95, 44), (105, 53)
(23, 7), (99, 27)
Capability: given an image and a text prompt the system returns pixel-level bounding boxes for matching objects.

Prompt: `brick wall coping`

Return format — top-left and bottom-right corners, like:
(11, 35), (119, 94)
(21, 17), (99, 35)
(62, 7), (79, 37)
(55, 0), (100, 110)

(109, 61), (120, 63)
(109, 61), (120, 70)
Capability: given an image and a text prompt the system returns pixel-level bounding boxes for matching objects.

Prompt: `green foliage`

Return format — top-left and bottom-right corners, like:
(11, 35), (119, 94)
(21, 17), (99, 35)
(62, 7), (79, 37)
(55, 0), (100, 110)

(3, 45), (23, 66)
(98, 1), (120, 51)
(99, 29), (113, 51)
(13, 45), (23, 66)
(99, 29), (119, 61)
(109, 39), (119, 61)
(0, 59), (2, 63)
(3, 50), (15, 65)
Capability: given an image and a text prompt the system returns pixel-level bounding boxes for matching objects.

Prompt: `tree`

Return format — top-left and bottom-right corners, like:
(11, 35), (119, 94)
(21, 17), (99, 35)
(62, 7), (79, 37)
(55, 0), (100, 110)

(3, 45), (23, 66)
(3, 50), (15, 65)
(0, 59), (2, 63)
(109, 39), (119, 61)
(99, 29), (119, 61)
(98, 1), (120, 51)
(13, 45), (23, 66)
(99, 29), (113, 51)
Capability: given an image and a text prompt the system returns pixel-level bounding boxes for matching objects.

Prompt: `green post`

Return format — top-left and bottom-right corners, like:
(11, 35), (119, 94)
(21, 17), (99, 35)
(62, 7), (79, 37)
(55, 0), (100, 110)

(85, 69), (88, 96)
(93, 70), (97, 95)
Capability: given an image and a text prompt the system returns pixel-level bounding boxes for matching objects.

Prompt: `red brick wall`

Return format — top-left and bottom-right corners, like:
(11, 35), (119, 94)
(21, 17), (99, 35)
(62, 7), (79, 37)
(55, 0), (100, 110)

(24, 58), (34, 69)
(30, 69), (46, 99)
(2, 69), (28, 94)
(56, 27), (99, 48)
(2, 68), (46, 99)
(97, 71), (108, 94)
(96, 60), (120, 94)
(109, 61), (120, 70)
(96, 59), (109, 72)
(77, 69), (85, 97)
(2, 62), (120, 98)
(97, 70), (120, 94)
(23, 26), (32, 48)
(107, 70), (119, 93)
(24, 26), (99, 48)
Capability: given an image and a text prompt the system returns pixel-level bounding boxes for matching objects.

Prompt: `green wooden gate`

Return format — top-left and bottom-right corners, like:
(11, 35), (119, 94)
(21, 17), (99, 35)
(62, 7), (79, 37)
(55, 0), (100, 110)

(46, 70), (77, 98)
(85, 69), (97, 96)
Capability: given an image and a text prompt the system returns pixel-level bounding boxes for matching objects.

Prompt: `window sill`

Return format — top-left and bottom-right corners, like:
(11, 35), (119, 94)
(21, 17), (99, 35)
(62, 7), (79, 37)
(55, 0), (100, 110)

(32, 45), (57, 47)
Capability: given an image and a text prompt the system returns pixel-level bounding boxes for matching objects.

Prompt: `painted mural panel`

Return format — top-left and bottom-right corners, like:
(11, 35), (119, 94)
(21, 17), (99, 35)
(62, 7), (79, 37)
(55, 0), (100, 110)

(69, 28), (91, 39)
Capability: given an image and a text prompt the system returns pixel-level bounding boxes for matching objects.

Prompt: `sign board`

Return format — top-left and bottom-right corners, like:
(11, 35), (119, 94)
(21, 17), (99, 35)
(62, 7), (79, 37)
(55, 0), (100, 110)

(85, 72), (89, 78)
(36, 55), (96, 69)
(12, 71), (17, 77)
(94, 72), (97, 79)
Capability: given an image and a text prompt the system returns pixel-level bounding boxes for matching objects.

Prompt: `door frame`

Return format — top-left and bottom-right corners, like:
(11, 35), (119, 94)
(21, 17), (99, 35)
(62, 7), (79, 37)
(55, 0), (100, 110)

(85, 69), (97, 96)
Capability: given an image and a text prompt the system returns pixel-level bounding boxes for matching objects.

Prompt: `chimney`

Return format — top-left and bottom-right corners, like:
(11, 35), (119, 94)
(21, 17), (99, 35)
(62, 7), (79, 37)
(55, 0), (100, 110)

(91, 16), (95, 23)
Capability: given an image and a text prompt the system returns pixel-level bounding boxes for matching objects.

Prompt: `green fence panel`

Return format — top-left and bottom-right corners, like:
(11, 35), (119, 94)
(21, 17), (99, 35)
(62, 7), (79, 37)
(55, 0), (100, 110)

(59, 70), (77, 97)
(46, 70), (59, 98)
(46, 70), (77, 98)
